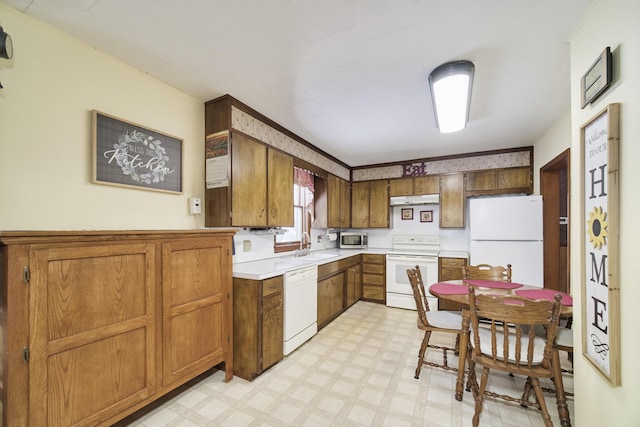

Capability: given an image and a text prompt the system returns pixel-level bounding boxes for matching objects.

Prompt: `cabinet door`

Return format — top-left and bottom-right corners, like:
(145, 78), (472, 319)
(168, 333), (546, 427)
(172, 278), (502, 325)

(162, 237), (232, 385)
(440, 173), (465, 228)
(340, 178), (352, 228)
(497, 167), (531, 190)
(369, 179), (389, 228)
(328, 175), (351, 228)
(29, 243), (157, 426)
(414, 176), (439, 195)
(232, 133), (267, 226)
(347, 263), (362, 307)
(351, 181), (370, 228)
(267, 148), (294, 226)
(389, 178), (413, 196)
(261, 289), (283, 371)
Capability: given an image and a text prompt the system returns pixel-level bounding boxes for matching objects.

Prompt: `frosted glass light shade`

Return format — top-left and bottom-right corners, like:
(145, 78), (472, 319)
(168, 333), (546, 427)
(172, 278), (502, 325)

(428, 61), (474, 133)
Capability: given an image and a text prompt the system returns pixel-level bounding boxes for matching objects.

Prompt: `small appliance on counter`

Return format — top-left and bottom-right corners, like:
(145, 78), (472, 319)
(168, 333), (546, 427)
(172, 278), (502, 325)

(339, 231), (368, 249)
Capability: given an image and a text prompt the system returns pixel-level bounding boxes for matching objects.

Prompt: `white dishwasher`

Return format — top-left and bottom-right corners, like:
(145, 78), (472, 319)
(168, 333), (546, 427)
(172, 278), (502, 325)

(283, 264), (318, 356)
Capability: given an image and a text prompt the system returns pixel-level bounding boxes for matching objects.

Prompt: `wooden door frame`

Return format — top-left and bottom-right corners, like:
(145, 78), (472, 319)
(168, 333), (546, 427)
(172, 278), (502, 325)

(540, 148), (570, 293)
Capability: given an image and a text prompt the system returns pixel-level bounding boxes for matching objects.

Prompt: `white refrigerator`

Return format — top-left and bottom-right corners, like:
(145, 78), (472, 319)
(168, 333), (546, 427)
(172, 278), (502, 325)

(469, 195), (543, 287)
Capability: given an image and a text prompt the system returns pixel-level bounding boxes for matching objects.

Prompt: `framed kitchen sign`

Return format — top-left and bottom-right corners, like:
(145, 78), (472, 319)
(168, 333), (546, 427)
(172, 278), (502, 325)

(92, 110), (183, 193)
(401, 208), (413, 220)
(581, 103), (620, 386)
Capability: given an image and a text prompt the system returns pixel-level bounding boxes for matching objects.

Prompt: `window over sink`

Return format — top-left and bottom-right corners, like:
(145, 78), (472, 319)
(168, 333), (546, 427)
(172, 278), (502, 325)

(274, 167), (315, 253)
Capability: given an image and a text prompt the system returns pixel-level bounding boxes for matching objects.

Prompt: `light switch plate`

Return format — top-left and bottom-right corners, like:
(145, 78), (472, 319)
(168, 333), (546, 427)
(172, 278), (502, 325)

(189, 197), (202, 214)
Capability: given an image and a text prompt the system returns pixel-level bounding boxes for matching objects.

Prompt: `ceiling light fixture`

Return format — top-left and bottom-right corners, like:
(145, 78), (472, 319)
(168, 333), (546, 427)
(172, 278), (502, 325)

(428, 60), (474, 133)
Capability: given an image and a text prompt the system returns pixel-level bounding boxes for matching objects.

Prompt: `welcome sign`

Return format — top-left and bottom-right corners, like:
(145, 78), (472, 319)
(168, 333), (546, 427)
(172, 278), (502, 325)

(581, 103), (620, 386)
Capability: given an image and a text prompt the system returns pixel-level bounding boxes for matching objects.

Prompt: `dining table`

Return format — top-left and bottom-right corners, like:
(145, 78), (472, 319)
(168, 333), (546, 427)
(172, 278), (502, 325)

(429, 279), (573, 427)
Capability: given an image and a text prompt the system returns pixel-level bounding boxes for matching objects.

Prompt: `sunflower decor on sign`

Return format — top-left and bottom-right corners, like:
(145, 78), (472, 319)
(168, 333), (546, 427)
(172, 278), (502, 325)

(587, 206), (608, 250)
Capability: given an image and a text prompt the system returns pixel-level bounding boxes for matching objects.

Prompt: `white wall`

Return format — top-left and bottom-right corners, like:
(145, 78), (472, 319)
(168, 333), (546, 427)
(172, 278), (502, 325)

(570, 0), (640, 424)
(0, 5), (206, 231)
(532, 109), (572, 194)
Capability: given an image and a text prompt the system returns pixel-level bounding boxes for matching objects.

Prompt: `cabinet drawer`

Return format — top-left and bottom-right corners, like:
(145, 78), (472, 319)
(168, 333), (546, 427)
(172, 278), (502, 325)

(346, 255), (361, 267)
(363, 263), (384, 275)
(363, 273), (384, 286)
(440, 258), (466, 268)
(263, 276), (283, 297)
(363, 285), (384, 300)
(362, 254), (384, 264)
(318, 259), (348, 278)
(440, 268), (463, 281)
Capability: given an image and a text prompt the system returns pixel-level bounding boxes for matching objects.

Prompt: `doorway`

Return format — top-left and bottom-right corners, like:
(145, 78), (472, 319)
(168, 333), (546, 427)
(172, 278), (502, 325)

(541, 149), (570, 293)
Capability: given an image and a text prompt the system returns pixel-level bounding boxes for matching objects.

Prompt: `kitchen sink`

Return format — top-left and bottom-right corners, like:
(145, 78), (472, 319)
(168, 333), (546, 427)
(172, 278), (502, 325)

(303, 253), (338, 260)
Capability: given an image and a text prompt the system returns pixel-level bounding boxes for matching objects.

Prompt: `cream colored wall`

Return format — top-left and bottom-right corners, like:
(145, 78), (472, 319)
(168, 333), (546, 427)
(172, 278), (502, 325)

(0, 5), (205, 230)
(532, 110), (571, 194)
(570, 0), (640, 425)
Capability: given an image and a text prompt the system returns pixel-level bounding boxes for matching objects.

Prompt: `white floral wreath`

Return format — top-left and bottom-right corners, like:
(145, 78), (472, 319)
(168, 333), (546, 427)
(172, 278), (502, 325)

(112, 130), (170, 184)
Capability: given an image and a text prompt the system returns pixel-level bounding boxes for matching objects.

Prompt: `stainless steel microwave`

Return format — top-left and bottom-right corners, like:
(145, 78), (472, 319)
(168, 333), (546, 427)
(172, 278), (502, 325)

(339, 232), (368, 249)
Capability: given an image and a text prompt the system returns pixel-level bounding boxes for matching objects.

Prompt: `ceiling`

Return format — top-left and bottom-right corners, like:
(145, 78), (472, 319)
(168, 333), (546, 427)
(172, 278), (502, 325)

(3, 0), (593, 167)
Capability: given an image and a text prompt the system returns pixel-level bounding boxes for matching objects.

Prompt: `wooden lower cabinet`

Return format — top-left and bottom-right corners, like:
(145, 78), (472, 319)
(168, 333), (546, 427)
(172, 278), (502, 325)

(233, 276), (284, 381)
(346, 256), (362, 307)
(362, 254), (385, 303)
(438, 256), (467, 311)
(317, 255), (362, 329)
(317, 272), (345, 329)
(0, 230), (234, 427)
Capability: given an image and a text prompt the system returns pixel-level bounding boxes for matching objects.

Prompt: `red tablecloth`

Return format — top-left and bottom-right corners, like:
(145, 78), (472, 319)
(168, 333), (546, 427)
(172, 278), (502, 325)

(515, 289), (573, 306)
(430, 282), (468, 295)
(463, 279), (524, 290)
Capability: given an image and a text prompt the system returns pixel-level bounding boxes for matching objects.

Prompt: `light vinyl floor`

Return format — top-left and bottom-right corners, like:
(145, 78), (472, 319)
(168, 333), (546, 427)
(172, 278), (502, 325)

(121, 301), (573, 426)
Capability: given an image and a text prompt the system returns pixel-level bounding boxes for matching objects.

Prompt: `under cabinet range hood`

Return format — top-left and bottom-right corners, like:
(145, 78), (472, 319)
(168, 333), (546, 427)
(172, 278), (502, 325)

(389, 194), (440, 206)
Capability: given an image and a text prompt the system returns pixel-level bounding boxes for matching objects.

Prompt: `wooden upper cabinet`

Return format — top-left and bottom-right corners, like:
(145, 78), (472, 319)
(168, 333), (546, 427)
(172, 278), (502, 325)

(231, 133), (268, 226)
(351, 181), (370, 228)
(351, 180), (389, 229)
(229, 133), (294, 227)
(440, 173), (465, 228)
(498, 167), (531, 190)
(414, 175), (439, 195)
(369, 179), (390, 228)
(328, 174), (351, 228)
(466, 166), (532, 196)
(389, 176), (439, 196)
(389, 178), (413, 196)
(267, 148), (294, 226)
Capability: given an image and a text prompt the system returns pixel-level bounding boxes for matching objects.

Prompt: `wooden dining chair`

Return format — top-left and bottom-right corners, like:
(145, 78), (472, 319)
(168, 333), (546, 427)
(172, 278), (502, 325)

(466, 287), (563, 427)
(463, 263), (512, 282)
(407, 266), (464, 379)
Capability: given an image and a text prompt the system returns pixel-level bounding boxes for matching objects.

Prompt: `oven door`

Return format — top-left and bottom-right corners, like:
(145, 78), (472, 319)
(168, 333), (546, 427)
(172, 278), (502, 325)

(386, 254), (438, 310)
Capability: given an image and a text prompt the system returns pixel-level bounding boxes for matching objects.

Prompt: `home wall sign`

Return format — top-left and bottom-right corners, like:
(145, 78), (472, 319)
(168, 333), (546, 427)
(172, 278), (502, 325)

(581, 47), (612, 109)
(581, 103), (620, 386)
(92, 110), (183, 194)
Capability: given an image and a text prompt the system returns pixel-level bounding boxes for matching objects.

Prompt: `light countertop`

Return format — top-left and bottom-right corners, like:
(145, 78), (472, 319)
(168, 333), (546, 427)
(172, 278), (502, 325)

(233, 248), (388, 280)
(233, 248), (469, 280)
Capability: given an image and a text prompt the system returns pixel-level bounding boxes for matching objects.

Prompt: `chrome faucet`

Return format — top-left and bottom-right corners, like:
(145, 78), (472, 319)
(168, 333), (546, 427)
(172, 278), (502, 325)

(296, 232), (310, 257)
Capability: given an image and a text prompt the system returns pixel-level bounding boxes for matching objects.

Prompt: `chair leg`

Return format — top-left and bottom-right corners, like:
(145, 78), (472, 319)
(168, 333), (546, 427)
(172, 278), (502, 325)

(521, 376), (533, 407)
(531, 377), (553, 427)
(472, 367), (490, 427)
(552, 349), (572, 427)
(415, 331), (431, 379)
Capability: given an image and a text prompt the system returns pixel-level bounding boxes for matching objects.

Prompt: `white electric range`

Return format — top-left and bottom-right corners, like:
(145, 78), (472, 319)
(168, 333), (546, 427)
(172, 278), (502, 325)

(386, 234), (440, 310)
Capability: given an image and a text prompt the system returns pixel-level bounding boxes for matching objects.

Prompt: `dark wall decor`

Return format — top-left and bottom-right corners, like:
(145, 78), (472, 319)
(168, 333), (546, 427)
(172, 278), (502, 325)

(581, 47), (612, 108)
(92, 110), (183, 193)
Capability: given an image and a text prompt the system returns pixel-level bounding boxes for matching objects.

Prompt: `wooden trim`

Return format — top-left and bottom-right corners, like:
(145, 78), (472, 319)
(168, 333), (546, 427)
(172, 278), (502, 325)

(207, 95), (350, 170)
(351, 146), (533, 171)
